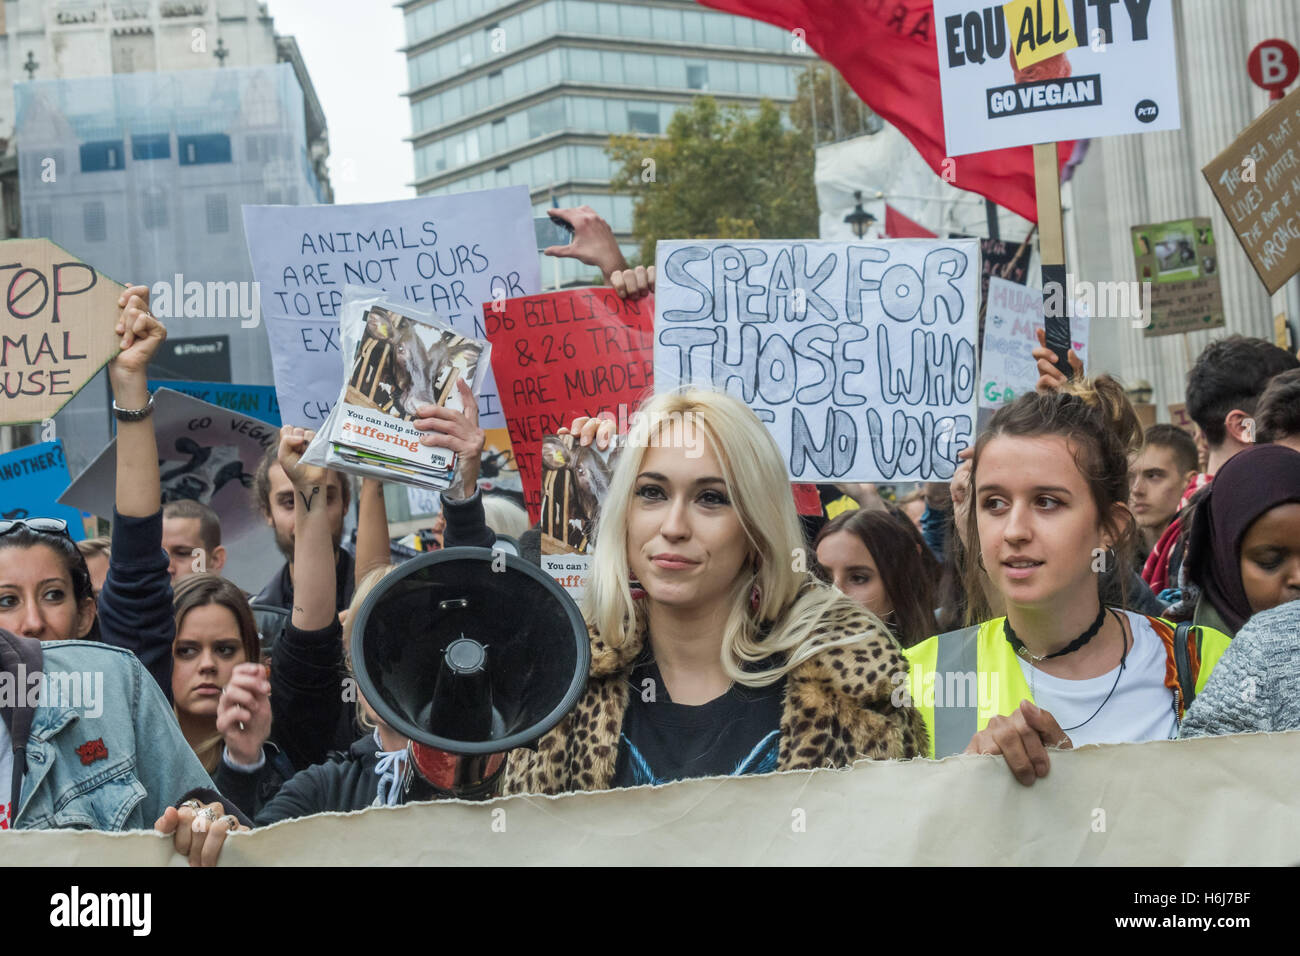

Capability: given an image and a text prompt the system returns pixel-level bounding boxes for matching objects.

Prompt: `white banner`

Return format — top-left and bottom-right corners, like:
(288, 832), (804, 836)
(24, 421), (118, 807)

(934, 0), (1180, 156)
(4, 732), (1299, 865)
(980, 275), (1090, 408)
(653, 239), (978, 483)
(243, 188), (540, 432)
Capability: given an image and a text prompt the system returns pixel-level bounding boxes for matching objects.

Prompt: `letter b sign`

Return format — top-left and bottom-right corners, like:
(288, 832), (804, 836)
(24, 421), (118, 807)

(1248, 40), (1299, 98)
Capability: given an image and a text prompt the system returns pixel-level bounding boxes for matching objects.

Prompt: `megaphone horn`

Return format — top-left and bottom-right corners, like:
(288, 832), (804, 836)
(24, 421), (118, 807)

(351, 547), (591, 798)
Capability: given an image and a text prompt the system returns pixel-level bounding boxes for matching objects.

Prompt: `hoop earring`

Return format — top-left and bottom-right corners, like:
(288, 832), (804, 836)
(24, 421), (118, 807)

(629, 576), (647, 601)
(749, 583), (761, 613)
(977, 553), (987, 572)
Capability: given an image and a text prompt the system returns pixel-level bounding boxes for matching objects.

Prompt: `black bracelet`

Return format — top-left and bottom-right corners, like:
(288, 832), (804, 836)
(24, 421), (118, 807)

(112, 394), (155, 422)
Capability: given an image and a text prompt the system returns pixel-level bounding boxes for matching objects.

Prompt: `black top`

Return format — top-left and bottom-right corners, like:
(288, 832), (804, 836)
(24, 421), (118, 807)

(612, 652), (785, 788)
(251, 548), (356, 614)
(251, 734), (385, 826)
(98, 509), (175, 698)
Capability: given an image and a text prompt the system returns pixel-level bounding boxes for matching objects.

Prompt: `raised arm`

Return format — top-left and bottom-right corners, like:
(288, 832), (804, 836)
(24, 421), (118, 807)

(110, 285), (163, 517)
(279, 426), (336, 630)
(98, 285), (176, 695)
(355, 479), (392, 581)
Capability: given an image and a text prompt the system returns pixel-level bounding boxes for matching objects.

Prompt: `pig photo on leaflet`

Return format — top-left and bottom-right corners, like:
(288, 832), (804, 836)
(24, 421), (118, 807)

(347, 306), (481, 421)
(539, 433), (618, 555)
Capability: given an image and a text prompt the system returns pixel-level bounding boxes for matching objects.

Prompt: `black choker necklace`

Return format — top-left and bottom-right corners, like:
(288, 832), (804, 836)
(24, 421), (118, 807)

(1004, 604), (1107, 662)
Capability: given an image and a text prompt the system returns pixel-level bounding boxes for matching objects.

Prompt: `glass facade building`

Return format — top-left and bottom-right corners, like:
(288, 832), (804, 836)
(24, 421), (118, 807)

(401, 0), (810, 284)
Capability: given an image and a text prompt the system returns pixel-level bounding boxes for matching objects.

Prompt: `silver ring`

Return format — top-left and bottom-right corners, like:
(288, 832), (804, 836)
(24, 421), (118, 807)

(195, 806), (217, 822)
(217, 814), (241, 830)
(180, 799), (202, 811)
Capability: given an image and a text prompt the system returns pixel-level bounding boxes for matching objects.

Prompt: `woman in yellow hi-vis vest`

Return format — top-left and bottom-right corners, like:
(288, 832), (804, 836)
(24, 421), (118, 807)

(903, 379), (1230, 785)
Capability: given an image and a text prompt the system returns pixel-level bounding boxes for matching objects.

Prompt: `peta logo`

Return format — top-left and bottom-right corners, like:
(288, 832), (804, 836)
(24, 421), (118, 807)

(1134, 99), (1159, 123)
(49, 886), (151, 936)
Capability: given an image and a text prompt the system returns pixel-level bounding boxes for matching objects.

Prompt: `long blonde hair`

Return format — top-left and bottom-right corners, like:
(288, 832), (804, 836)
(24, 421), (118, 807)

(586, 388), (868, 687)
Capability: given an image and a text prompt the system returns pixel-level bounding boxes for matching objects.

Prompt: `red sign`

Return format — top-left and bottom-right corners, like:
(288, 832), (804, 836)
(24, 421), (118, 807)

(1248, 39), (1299, 100)
(484, 288), (654, 520)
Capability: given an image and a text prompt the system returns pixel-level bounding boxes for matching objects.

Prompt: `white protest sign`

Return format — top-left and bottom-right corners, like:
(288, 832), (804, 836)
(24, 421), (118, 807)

(59, 389), (282, 593)
(934, 0), (1180, 156)
(243, 188), (540, 431)
(653, 239), (978, 482)
(979, 275), (1090, 408)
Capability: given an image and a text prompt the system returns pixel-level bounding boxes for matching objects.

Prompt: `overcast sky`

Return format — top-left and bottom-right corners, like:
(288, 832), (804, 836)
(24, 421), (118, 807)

(265, 0), (415, 205)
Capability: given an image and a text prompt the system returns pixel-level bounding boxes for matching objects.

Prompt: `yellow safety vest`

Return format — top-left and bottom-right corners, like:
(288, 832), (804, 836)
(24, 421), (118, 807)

(902, 615), (1231, 758)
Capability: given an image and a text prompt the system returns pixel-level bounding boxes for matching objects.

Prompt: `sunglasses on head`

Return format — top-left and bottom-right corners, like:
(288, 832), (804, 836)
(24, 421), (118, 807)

(0, 518), (72, 539)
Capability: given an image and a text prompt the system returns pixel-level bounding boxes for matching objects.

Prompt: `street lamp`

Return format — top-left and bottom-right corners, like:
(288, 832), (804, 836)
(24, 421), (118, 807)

(844, 191), (877, 239)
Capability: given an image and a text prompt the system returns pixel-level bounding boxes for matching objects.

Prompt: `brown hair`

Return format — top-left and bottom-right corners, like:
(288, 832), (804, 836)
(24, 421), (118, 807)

(172, 573), (261, 771)
(162, 498), (222, 553)
(961, 376), (1141, 626)
(813, 508), (939, 648)
(1141, 423), (1199, 478)
(1257, 368), (1300, 444)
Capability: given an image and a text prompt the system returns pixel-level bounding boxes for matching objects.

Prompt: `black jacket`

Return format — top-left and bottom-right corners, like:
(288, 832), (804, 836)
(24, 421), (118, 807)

(210, 743), (296, 821)
(249, 733), (386, 825)
(270, 615), (359, 772)
(252, 548), (356, 613)
(98, 509), (175, 698)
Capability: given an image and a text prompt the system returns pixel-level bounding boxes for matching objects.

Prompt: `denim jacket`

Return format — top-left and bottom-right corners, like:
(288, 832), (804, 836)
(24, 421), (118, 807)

(10, 638), (216, 831)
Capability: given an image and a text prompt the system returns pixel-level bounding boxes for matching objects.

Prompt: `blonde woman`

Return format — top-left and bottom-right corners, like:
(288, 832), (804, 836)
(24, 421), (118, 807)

(502, 388), (928, 794)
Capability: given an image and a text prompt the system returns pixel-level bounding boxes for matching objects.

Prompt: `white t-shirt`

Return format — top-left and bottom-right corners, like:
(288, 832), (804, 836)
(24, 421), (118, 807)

(0, 721), (12, 830)
(1015, 611), (1179, 748)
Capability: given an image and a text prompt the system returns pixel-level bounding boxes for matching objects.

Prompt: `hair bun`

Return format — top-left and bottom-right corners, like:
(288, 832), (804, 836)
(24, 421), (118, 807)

(1062, 374), (1143, 453)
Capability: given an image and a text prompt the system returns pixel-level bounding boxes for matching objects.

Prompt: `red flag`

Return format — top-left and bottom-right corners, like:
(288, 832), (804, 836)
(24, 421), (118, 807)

(698, 0), (1072, 222)
(884, 204), (937, 238)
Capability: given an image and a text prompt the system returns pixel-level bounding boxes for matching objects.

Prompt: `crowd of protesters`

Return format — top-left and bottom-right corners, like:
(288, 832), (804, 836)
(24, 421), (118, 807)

(1, 206), (1298, 867)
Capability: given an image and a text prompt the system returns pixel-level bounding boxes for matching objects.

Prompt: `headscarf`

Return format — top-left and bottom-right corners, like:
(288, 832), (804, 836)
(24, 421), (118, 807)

(1185, 445), (1300, 634)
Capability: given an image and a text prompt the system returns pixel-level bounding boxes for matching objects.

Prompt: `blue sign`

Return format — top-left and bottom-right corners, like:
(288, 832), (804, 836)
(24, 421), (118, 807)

(147, 380), (281, 426)
(0, 440), (86, 539)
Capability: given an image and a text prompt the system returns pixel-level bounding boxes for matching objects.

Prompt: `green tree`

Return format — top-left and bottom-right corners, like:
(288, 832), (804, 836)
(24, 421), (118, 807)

(607, 96), (817, 266)
(790, 64), (878, 145)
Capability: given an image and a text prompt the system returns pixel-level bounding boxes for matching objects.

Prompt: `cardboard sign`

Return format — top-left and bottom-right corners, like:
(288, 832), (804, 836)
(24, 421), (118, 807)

(147, 380), (281, 426)
(1130, 218), (1225, 337)
(59, 389), (282, 593)
(483, 288), (653, 520)
(979, 275), (1090, 408)
(934, 0), (1180, 156)
(0, 440), (85, 537)
(1168, 402), (1197, 438)
(243, 188), (541, 431)
(1203, 84), (1300, 294)
(654, 239), (978, 483)
(0, 238), (124, 425)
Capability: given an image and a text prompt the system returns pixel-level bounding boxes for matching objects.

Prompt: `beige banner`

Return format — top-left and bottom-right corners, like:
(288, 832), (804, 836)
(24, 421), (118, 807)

(4, 731), (1299, 865)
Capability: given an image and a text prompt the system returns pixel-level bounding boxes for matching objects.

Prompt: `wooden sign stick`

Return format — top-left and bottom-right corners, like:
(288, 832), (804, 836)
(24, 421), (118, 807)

(1034, 142), (1073, 378)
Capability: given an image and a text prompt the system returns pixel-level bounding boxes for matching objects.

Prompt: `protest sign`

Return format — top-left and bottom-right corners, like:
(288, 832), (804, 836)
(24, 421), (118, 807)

(979, 275), (1090, 408)
(1168, 402), (1200, 439)
(243, 188), (540, 431)
(484, 288), (653, 519)
(59, 389), (281, 592)
(653, 239), (978, 482)
(537, 433), (619, 601)
(1130, 218), (1225, 337)
(147, 380), (281, 426)
(934, 0), (1180, 156)
(1202, 83), (1300, 295)
(0, 440), (85, 537)
(0, 238), (124, 425)
(6, 731), (1299, 866)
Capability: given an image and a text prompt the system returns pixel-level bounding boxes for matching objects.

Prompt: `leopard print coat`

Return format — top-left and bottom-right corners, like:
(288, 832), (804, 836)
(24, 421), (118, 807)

(501, 600), (929, 795)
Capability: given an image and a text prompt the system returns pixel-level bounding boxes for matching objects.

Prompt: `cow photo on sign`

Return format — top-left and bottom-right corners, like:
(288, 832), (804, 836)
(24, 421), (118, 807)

(539, 433), (618, 555)
(348, 306), (482, 422)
